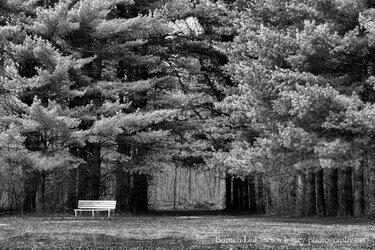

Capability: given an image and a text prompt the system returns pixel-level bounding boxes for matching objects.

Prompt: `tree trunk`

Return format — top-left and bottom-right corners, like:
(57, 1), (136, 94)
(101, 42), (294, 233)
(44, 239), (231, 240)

(257, 173), (265, 213)
(368, 154), (375, 216)
(35, 170), (46, 214)
(354, 160), (365, 217)
(232, 177), (240, 210)
(244, 177), (250, 210)
(316, 168), (326, 216)
(239, 178), (244, 210)
(249, 174), (256, 212)
(306, 169), (316, 216)
(328, 168), (338, 216)
(22, 169), (37, 214)
(188, 168), (192, 202)
(132, 173), (148, 213)
(289, 175), (297, 213)
(339, 167), (353, 217)
(173, 165), (178, 209)
(82, 55), (103, 200)
(67, 168), (78, 211)
(86, 143), (101, 200)
(264, 178), (272, 213)
(297, 170), (306, 216)
(225, 174), (232, 210)
(115, 166), (131, 213)
(76, 163), (91, 200)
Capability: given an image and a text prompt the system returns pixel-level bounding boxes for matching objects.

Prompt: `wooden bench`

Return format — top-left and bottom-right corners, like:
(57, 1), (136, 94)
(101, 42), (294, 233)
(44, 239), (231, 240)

(74, 200), (116, 218)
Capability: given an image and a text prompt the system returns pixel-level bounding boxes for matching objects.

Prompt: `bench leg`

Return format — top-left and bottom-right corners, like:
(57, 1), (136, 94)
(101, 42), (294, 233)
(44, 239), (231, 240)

(75, 211), (77, 217)
(92, 211), (95, 217)
(108, 210), (110, 218)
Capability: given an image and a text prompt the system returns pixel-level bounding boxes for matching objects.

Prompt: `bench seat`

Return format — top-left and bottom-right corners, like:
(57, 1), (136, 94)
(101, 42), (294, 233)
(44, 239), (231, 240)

(74, 200), (116, 218)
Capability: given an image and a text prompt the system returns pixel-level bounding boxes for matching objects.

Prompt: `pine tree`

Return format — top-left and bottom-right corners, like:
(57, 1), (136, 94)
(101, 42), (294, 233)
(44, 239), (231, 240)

(0, 32), (87, 212)
(215, 0), (375, 216)
(24, 0), (176, 207)
(0, 0), (236, 213)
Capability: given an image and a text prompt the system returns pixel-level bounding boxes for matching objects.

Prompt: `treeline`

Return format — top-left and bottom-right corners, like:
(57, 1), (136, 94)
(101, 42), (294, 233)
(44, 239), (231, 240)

(0, 0), (234, 213)
(214, 0), (375, 217)
(226, 167), (374, 217)
(2, 0), (375, 217)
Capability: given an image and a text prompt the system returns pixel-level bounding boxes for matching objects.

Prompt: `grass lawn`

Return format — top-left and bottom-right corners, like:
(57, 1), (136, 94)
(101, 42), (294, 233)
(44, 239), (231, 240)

(0, 214), (374, 249)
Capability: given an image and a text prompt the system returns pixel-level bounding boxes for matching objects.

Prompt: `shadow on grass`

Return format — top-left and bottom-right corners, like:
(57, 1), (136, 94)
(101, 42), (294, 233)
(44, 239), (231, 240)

(0, 232), (298, 250)
(260, 215), (374, 225)
(1, 233), (199, 249)
(2, 232), (261, 250)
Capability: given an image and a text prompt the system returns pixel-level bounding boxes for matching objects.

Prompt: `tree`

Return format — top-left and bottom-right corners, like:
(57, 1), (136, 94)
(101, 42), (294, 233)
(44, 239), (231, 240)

(214, 0), (375, 217)
(0, 0), (237, 213)
(0, 29), (87, 211)
(23, 0), (177, 210)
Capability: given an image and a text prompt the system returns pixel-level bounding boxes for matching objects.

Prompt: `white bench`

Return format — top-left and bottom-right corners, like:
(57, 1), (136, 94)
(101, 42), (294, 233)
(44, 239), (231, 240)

(74, 200), (116, 218)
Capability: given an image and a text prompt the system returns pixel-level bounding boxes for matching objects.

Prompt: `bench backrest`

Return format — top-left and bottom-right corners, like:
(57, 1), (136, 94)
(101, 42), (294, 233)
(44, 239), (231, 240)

(77, 200), (116, 210)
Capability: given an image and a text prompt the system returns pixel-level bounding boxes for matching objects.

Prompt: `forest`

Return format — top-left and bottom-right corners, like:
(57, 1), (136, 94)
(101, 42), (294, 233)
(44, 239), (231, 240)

(1, 0), (375, 218)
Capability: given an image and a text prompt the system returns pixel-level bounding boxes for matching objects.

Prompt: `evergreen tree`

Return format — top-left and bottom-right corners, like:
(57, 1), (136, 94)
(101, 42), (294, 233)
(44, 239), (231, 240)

(215, 0), (375, 216)
(0, 0), (236, 212)
(0, 26), (88, 210)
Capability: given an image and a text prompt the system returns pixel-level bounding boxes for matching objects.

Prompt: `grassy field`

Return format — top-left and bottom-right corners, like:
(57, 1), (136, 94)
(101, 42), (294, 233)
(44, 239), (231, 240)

(0, 214), (374, 249)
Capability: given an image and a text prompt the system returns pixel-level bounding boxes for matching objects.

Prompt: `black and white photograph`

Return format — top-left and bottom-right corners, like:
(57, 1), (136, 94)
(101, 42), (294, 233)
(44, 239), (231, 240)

(1, 0), (375, 249)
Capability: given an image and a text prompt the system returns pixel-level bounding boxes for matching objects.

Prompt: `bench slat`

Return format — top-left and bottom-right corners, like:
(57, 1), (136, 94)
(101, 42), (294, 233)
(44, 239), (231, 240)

(78, 207), (116, 209)
(78, 202), (116, 205)
(78, 203), (116, 205)
(78, 204), (116, 206)
(78, 201), (116, 204)
(79, 202), (116, 205)
(78, 202), (115, 203)
(75, 209), (112, 211)
(75, 200), (116, 218)
(76, 200), (116, 204)
(78, 203), (115, 205)
(78, 207), (115, 209)
(78, 200), (116, 202)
